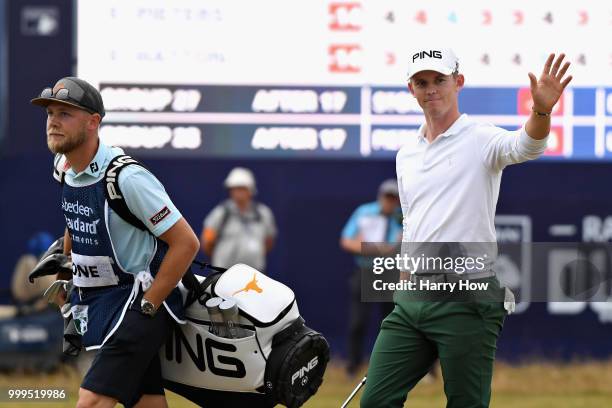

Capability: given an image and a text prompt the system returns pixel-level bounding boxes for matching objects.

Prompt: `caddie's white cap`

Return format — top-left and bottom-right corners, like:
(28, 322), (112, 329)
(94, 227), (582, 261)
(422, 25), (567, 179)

(407, 48), (459, 79)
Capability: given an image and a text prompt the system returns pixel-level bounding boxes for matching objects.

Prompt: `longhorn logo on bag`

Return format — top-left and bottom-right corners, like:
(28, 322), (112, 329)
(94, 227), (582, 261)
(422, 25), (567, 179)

(232, 273), (264, 295)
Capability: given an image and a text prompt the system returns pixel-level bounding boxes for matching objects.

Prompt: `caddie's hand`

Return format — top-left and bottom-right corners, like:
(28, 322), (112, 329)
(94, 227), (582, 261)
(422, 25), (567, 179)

(43, 280), (69, 307)
(528, 53), (573, 114)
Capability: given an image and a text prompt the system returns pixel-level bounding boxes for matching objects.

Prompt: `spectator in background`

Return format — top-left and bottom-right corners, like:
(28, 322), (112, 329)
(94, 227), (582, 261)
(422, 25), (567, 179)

(1, 232), (55, 320)
(10, 231), (55, 312)
(340, 179), (402, 376)
(201, 167), (277, 272)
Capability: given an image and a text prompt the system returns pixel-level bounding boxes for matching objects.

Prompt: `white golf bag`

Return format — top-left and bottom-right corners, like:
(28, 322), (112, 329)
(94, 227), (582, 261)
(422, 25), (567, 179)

(161, 264), (329, 407)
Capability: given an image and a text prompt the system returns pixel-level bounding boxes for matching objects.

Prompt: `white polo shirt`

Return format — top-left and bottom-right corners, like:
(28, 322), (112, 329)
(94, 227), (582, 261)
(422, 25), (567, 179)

(396, 113), (547, 246)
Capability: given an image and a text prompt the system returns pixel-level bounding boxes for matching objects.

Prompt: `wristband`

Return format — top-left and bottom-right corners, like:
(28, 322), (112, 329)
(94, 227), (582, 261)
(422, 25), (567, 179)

(532, 107), (551, 117)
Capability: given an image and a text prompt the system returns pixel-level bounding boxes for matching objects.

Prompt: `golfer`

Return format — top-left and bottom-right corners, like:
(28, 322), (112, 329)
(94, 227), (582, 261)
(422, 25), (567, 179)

(360, 49), (572, 407)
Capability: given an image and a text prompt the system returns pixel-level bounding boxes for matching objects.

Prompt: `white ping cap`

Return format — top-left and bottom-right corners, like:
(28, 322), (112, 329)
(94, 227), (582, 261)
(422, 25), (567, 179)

(407, 48), (459, 79)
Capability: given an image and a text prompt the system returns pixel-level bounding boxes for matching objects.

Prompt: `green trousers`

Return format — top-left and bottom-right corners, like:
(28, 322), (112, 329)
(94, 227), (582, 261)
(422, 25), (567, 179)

(360, 277), (507, 408)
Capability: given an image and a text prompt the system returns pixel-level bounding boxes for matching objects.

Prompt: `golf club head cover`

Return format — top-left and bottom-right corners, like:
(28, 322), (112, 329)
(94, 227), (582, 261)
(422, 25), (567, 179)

(41, 236), (64, 258)
(264, 318), (330, 408)
(29, 251), (72, 283)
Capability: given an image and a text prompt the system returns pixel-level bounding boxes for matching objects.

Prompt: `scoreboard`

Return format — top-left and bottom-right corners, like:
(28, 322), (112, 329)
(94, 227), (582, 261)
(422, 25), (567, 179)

(77, 0), (612, 160)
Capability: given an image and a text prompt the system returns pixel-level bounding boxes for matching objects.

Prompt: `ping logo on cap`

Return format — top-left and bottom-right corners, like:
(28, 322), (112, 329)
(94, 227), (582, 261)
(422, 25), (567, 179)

(412, 50), (443, 62)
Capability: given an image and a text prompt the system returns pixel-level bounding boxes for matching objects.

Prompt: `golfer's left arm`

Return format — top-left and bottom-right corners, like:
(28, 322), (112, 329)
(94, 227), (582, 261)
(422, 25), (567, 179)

(480, 53), (573, 170)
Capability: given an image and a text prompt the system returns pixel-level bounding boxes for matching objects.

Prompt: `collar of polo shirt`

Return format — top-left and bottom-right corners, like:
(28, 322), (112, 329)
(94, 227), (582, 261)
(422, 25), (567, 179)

(67, 142), (108, 179)
(417, 114), (471, 143)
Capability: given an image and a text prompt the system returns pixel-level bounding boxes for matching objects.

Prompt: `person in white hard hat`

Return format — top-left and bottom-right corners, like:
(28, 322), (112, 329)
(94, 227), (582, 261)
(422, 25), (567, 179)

(200, 167), (277, 271)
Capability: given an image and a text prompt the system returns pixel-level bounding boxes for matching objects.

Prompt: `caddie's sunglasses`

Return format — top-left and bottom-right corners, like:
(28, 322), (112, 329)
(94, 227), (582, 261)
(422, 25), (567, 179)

(39, 87), (96, 113)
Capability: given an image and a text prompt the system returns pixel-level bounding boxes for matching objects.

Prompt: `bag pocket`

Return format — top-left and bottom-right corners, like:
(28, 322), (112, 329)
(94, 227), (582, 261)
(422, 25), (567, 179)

(161, 320), (267, 393)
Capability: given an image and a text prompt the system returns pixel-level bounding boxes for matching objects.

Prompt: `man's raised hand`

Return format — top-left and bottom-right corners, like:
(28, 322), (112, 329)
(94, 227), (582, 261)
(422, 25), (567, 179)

(528, 53), (573, 114)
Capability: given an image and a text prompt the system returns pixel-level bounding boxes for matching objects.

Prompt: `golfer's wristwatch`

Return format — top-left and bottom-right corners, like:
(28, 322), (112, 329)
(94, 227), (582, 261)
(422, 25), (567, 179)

(140, 297), (158, 317)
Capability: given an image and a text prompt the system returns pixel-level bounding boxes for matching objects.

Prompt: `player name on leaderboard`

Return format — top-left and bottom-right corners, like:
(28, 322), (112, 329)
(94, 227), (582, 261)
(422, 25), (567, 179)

(98, 84), (612, 161)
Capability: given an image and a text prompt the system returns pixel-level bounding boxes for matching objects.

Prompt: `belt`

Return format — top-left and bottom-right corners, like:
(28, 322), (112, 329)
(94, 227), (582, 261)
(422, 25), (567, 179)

(410, 270), (495, 284)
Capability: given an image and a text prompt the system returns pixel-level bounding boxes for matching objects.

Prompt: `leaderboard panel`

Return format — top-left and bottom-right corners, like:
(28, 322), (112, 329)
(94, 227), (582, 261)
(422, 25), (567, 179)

(98, 84), (612, 160)
(77, 0), (612, 160)
(99, 84), (362, 158)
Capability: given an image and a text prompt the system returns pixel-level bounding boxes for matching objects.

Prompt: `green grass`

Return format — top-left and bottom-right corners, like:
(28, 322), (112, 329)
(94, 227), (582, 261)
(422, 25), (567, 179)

(1, 360), (611, 407)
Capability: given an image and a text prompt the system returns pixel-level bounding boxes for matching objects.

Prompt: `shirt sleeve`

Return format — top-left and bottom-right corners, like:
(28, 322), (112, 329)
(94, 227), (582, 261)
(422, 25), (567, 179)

(203, 205), (226, 231)
(118, 166), (182, 237)
(478, 125), (548, 172)
(341, 206), (363, 239)
(260, 205), (278, 238)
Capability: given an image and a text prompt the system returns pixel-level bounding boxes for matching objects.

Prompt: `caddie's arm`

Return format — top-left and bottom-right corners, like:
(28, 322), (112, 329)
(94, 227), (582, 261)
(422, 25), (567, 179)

(525, 53), (573, 140)
(144, 218), (199, 308)
(119, 166), (199, 309)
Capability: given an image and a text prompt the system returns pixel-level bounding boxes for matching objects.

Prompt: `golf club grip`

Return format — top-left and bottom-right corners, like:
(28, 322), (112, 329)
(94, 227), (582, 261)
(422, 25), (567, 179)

(181, 260), (227, 302)
(192, 259), (228, 273)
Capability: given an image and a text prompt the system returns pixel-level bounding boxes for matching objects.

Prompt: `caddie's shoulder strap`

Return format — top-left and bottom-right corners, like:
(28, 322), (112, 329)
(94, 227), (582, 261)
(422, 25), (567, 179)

(103, 154), (148, 231)
(215, 201), (232, 240)
(253, 201), (263, 223)
(52, 154), (68, 184)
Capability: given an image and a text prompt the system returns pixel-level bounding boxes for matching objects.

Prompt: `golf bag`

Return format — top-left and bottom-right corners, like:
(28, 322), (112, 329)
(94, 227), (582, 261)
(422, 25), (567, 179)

(31, 256), (329, 407)
(162, 263), (329, 407)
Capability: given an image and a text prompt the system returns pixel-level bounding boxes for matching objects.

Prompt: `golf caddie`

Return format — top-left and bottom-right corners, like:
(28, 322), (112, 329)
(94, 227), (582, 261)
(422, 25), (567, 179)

(31, 77), (200, 408)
